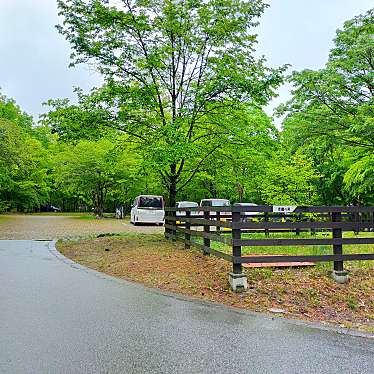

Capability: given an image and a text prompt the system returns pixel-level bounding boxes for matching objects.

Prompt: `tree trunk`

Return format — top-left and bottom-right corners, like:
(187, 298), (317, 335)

(98, 190), (104, 217)
(95, 185), (104, 217)
(236, 182), (244, 203)
(168, 164), (177, 207)
(209, 180), (217, 198)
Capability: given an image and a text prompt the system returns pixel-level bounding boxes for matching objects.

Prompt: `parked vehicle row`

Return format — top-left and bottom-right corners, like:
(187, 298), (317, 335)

(130, 196), (259, 226)
(176, 199), (231, 215)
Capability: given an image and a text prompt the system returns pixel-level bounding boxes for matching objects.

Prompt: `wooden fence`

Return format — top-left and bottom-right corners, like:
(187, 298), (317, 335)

(164, 206), (374, 279)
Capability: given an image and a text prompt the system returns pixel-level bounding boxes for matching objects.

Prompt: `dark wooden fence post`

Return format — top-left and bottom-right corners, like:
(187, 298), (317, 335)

(295, 213), (301, 236)
(171, 210), (176, 241)
(232, 211), (242, 274)
(332, 211), (343, 272)
(185, 210), (191, 249)
(264, 212), (269, 237)
(229, 210), (248, 292)
(164, 208), (169, 239)
(203, 210), (210, 255)
(216, 210), (221, 233)
(310, 215), (316, 236)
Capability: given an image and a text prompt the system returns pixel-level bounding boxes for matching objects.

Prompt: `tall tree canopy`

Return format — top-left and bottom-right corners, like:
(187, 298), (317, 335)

(52, 138), (149, 216)
(281, 9), (373, 148)
(0, 94), (50, 212)
(46, 0), (286, 204)
(0, 93), (33, 132)
(280, 8), (374, 204)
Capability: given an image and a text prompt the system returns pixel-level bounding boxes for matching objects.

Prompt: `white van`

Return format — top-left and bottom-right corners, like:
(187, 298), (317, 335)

(130, 195), (164, 225)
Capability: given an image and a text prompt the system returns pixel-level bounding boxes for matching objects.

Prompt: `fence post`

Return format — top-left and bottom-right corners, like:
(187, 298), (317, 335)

(229, 210), (248, 292)
(216, 210), (221, 233)
(171, 210), (176, 241)
(203, 211), (210, 255)
(295, 213), (301, 236)
(352, 212), (359, 235)
(331, 211), (348, 283)
(310, 215), (316, 236)
(185, 210), (191, 249)
(264, 212), (269, 237)
(164, 208), (169, 239)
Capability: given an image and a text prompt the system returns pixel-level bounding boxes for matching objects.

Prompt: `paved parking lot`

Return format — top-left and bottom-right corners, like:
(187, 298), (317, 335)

(1, 239), (374, 374)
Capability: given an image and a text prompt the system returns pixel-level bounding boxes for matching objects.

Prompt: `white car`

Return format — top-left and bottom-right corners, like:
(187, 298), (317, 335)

(176, 201), (200, 216)
(200, 198), (231, 210)
(199, 198), (231, 230)
(233, 202), (259, 221)
(130, 195), (164, 225)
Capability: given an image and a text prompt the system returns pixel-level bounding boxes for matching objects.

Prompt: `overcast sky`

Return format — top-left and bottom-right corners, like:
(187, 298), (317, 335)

(0, 0), (372, 122)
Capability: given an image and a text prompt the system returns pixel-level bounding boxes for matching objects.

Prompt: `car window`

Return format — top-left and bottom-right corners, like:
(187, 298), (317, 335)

(211, 200), (230, 207)
(138, 197), (163, 208)
(178, 202), (198, 208)
(234, 203), (257, 206)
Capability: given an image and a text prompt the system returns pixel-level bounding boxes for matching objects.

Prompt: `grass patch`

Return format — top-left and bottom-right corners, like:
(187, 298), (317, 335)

(57, 233), (374, 333)
(72, 215), (97, 220)
(0, 215), (10, 224)
(208, 231), (374, 269)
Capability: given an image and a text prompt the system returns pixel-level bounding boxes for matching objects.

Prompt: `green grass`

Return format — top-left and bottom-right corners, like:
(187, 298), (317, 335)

(189, 230), (374, 270)
(72, 215), (97, 220)
(0, 215), (9, 224)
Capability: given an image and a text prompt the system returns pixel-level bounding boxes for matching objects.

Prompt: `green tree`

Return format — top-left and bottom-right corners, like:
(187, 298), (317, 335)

(281, 9), (373, 147)
(53, 138), (145, 216)
(260, 151), (319, 205)
(0, 93), (50, 212)
(181, 108), (277, 203)
(280, 9), (374, 204)
(343, 152), (374, 204)
(0, 93), (33, 131)
(0, 119), (22, 211)
(46, 0), (286, 205)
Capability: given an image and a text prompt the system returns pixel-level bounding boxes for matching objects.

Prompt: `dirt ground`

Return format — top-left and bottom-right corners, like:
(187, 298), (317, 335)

(0, 214), (162, 239)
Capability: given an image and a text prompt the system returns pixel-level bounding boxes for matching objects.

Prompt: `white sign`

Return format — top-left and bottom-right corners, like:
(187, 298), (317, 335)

(272, 205), (297, 213)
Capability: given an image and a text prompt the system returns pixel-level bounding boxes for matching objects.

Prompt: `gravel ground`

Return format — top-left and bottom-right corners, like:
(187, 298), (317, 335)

(0, 214), (162, 239)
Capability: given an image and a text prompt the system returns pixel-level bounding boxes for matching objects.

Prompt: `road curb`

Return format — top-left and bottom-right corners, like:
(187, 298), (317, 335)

(48, 239), (374, 341)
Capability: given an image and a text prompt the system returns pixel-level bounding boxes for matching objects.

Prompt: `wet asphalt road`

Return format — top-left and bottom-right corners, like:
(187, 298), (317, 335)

(1, 240), (374, 374)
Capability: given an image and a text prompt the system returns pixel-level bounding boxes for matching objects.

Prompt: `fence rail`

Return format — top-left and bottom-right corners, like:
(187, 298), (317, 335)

(164, 205), (374, 289)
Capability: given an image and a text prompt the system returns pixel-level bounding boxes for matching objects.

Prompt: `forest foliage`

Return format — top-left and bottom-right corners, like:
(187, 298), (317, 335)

(0, 3), (372, 214)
